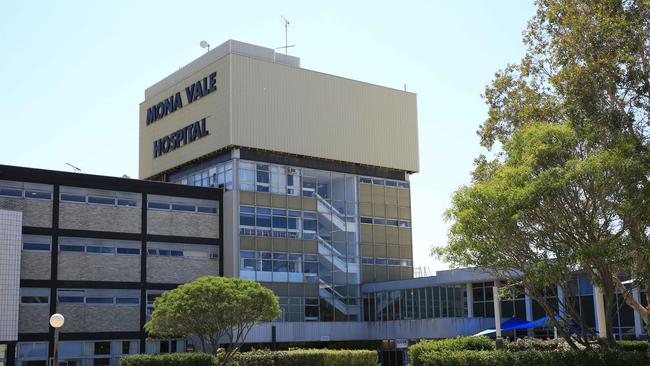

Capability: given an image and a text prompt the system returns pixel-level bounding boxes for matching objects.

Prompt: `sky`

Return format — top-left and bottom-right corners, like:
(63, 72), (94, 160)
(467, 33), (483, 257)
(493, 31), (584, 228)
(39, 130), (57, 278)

(0, 0), (536, 274)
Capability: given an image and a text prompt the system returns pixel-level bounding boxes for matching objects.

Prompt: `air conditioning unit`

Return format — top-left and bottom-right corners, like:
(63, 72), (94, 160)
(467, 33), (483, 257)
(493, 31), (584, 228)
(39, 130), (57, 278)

(287, 167), (296, 175)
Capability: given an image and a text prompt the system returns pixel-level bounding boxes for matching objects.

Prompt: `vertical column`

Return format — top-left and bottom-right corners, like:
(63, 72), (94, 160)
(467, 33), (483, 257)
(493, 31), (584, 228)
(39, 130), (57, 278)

(48, 185), (60, 362)
(139, 193), (147, 353)
(556, 285), (566, 318)
(594, 285), (607, 340)
(492, 284), (502, 339)
(525, 293), (534, 336)
(632, 288), (643, 338)
(466, 283), (473, 318)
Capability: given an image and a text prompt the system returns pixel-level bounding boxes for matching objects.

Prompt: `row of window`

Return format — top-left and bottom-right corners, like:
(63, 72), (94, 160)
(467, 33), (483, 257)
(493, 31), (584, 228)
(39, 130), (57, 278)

(147, 248), (218, 260)
(359, 177), (410, 189)
(361, 257), (413, 267)
(363, 285), (467, 321)
(59, 244), (140, 255)
(360, 216), (411, 227)
(23, 240), (217, 260)
(176, 161), (233, 190)
(57, 290), (140, 305)
(240, 251), (318, 274)
(0, 187), (52, 200)
(61, 193), (139, 207)
(148, 201), (217, 214)
(278, 296), (320, 322)
(240, 205), (317, 239)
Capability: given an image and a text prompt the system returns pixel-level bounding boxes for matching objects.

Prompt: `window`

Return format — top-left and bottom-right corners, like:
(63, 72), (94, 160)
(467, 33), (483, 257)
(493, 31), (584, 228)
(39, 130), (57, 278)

(148, 202), (170, 210)
(94, 342), (111, 355)
(385, 180), (398, 187)
(116, 297), (140, 305)
(360, 217), (373, 224)
(360, 177), (372, 184)
(122, 341), (131, 355)
(198, 206), (217, 214)
(21, 296), (49, 304)
(86, 246), (115, 254)
(23, 243), (50, 251)
(118, 199), (138, 207)
(0, 187), (22, 197)
(87, 196), (115, 205)
(256, 164), (270, 192)
(60, 194), (85, 202)
(172, 204), (195, 212)
(86, 297), (114, 304)
(25, 191), (52, 200)
(59, 296), (84, 304)
(116, 247), (140, 255)
(60, 245), (84, 252)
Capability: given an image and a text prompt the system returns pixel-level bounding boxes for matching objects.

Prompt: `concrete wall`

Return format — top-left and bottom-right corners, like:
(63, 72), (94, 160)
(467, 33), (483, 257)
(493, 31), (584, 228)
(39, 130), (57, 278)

(20, 252), (51, 280)
(147, 210), (218, 238)
(18, 305), (49, 333)
(59, 203), (141, 233)
(0, 198), (51, 227)
(57, 304), (140, 333)
(147, 257), (219, 284)
(58, 253), (140, 282)
(0, 209), (21, 341)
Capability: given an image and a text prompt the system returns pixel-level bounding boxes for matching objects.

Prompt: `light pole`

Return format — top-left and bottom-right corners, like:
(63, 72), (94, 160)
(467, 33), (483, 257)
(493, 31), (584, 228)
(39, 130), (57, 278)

(49, 314), (65, 366)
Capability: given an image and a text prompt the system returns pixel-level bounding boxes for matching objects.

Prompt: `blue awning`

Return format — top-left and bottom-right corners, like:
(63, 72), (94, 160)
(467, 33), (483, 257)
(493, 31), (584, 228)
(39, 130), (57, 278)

(473, 316), (540, 336)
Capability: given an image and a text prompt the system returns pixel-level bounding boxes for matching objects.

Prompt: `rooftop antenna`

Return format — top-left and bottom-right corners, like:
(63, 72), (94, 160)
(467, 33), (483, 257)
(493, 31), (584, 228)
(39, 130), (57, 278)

(276, 16), (295, 54)
(200, 40), (210, 52)
(65, 163), (82, 173)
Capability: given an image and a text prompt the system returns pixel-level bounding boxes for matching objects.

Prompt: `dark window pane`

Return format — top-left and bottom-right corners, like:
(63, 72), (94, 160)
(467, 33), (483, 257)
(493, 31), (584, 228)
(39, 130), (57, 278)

(172, 204), (195, 212)
(360, 217), (373, 224)
(240, 213), (255, 226)
(256, 215), (271, 228)
(170, 250), (183, 257)
(61, 194), (85, 202)
(272, 216), (287, 228)
(148, 249), (157, 255)
(372, 179), (385, 185)
(21, 296), (48, 304)
(122, 341), (130, 354)
(198, 206), (217, 213)
(117, 199), (138, 207)
(60, 245), (84, 252)
(59, 296), (84, 303)
(160, 341), (169, 353)
(148, 202), (169, 210)
(23, 243), (50, 251)
(88, 196), (115, 205)
(385, 180), (398, 187)
(359, 177), (372, 184)
(0, 188), (23, 197)
(116, 297), (139, 304)
(116, 248), (140, 255)
(94, 342), (111, 355)
(25, 191), (52, 200)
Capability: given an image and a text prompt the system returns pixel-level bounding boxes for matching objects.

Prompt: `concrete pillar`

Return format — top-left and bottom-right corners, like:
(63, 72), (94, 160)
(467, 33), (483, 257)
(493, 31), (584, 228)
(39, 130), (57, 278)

(556, 285), (566, 318)
(466, 283), (474, 318)
(632, 288), (643, 338)
(493, 285), (502, 339)
(594, 285), (607, 339)
(525, 293), (534, 336)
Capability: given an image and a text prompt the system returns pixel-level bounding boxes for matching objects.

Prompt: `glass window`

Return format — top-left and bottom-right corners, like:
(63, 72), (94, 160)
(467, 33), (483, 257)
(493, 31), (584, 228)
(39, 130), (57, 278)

(59, 296), (84, 304)
(25, 191), (52, 200)
(359, 177), (372, 184)
(86, 246), (114, 254)
(398, 182), (410, 189)
(122, 341), (131, 355)
(116, 248), (140, 255)
(197, 206), (217, 214)
(0, 188), (23, 197)
(372, 179), (385, 186)
(117, 199), (138, 207)
(273, 253), (288, 272)
(60, 194), (85, 202)
(87, 196), (115, 205)
(302, 175), (316, 197)
(94, 342), (111, 355)
(116, 297), (140, 305)
(172, 204), (195, 212)
(148, 202), (170, 210)
(374, 218), (386, 225)
(360, 217), (373, 224)
(385, 180), (398, 187)
(60, 245), (84, 252)
(23, 243), (50, 251)
(21, 296), (49, 304)
(86, 297), (114, 304)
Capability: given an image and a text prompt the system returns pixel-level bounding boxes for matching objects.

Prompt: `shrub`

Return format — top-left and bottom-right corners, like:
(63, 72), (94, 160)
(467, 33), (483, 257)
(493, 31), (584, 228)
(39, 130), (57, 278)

(616, 340), (649, 353)
(229, 349), (378, 366)
(120, 353), (215, 366)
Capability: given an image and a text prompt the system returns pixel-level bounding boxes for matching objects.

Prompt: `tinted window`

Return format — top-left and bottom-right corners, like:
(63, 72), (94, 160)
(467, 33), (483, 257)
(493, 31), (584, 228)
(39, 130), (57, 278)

(116, 297), (139, 304)
(116, 248), (140, 255)
(61, 194), (85, 202)
(86, 297), (113, 304)
(60, 245), (84, 252)
(197, 206), (217, 214)
(172, 204), (195, 212)
(59, 296), (84, 303)
(25, 191), (52, 200)
(88, 196), (115, 205)
(148, 202), (170, 210)
(23, 243), (50, 251)
(94, 342), (111, 355)
(21, 296), (48, 304)
(0, 188), (22, 197)
(117, 199), (138, 207)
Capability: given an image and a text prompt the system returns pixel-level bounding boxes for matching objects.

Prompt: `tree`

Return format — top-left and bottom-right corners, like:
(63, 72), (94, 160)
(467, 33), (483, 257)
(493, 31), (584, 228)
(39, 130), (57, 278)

(439, 0), (650, 345)
(144, 276), (281, 365)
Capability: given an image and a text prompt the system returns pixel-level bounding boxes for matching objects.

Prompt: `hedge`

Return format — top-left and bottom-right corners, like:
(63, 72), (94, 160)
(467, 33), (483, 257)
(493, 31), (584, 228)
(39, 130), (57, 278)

(410, 349), (649, 366)
(120, 349), (378, 366)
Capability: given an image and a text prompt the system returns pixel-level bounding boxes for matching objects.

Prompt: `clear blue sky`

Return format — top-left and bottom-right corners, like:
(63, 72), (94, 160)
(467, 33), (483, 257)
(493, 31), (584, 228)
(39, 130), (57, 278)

(0, 1), (535, 273)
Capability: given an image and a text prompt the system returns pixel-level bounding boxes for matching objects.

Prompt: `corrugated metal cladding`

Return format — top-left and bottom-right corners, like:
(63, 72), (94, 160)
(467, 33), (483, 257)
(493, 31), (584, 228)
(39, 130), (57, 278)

(230, 54), (419, 173)
(139, 46), (419, 179)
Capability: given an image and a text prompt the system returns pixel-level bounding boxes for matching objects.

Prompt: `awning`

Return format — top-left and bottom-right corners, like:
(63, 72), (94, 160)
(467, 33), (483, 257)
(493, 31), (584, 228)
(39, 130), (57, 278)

(473, 316), (539, 336)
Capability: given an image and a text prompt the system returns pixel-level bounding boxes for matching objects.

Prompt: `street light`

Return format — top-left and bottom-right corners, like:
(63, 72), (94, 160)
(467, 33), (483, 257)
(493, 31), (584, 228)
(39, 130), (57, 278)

(49, 314), (64, 366)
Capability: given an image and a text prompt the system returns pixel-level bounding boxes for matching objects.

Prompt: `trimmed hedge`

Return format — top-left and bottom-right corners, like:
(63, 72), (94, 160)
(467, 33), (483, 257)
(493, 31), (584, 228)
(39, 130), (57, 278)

(120, 353), (215, 366)
(410, 349), (649, 366)
(120, 349), (378, 366)
(617, 340), (649, 353)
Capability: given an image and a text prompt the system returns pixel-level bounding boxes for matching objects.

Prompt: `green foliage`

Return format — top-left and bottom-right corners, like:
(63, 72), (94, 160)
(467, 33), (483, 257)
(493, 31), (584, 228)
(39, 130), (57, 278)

(120, 350), (378, 366)
(616, 340), (649, 353)
(230, 349), (378, 366)
(144, 276), (280, 364)
(120, 353), (215, 366)
(408, 337), (650, 366)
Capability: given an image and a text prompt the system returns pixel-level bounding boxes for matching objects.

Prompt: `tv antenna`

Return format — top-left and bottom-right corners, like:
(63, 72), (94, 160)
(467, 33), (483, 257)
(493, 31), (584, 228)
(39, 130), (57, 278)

(276, 16), (295, 54)
(200, 40), (210, 52)
(65, 163), (82, 173)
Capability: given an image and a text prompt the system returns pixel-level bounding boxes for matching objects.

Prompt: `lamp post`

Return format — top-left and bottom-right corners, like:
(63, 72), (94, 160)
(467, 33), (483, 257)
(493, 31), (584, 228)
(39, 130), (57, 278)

(49, 314), (64, 366)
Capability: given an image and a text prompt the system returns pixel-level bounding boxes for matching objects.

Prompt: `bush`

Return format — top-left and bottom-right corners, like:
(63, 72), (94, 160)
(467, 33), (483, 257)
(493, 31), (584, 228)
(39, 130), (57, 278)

(121, 349), (378, 366)
(230, 349), (378, 366)
(616, 340), (649, 353)
(120, 353), (215, 366)
(408, 337), (650, 366)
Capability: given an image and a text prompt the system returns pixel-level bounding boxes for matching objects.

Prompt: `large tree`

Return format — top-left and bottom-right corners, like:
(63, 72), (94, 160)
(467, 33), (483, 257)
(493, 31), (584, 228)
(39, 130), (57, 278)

(145, 276), (280, 365)
(439, 0), (650, 345)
